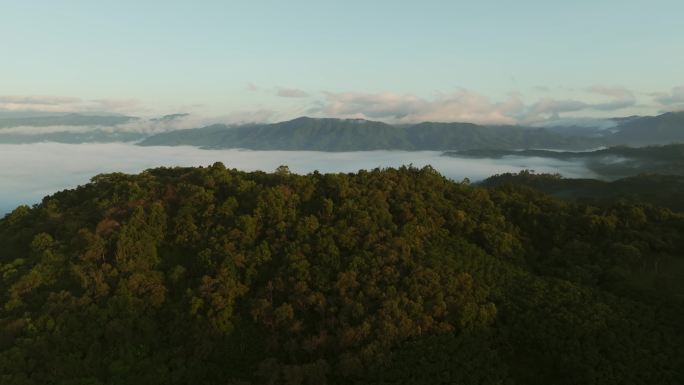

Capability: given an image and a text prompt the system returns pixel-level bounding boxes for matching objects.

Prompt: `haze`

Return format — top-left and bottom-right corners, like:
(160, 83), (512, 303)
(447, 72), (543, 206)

(0, 143), (593, 214)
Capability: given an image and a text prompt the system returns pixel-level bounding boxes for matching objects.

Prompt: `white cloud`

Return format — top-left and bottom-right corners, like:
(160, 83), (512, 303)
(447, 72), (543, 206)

(311, 90), (523, 125)
(0, 85), (667, 128)
(310, 86), (641, 125)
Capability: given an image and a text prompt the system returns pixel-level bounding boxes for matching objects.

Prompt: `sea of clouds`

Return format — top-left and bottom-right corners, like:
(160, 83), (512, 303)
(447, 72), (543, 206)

(0, 143), (595, 215)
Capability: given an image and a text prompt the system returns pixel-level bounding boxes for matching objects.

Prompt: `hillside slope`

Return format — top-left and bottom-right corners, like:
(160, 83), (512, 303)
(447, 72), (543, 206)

(609, 111), (684, 146)
(0, 166), (682, 384)
(481, 171), (684, 212)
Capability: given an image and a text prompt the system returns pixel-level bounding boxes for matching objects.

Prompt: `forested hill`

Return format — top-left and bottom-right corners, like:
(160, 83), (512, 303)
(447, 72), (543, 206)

(138, 116), (594, 151)
(1, 165), (683, 384)
(481, 171), (684, 212)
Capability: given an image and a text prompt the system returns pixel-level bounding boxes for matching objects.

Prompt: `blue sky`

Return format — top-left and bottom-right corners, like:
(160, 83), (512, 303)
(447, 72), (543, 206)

(1, 0), (683, 124)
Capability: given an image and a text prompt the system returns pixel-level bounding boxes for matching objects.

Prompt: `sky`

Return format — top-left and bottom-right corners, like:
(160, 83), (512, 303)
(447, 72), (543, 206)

(1, 0), (683, 124)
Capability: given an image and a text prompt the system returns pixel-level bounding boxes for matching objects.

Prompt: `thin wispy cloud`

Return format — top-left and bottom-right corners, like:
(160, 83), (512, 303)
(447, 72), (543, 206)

(0, 95), (82, 105)
(0, 95), (143, 114)
(527, 87), (635, 119)
(216, 109), (280, 124)
(276, 87), (310, 98)
(652, 86), (684, 112)
(585, 86), (637, 111)
(586, 86), (634, 99)
(0, 110), (282, 136)
(90, 98), (142, 112)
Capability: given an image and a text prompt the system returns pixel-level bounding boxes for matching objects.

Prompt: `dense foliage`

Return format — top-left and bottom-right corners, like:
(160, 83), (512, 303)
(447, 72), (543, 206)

(482, 171), (684, 211)
(0, 165), (682, 384)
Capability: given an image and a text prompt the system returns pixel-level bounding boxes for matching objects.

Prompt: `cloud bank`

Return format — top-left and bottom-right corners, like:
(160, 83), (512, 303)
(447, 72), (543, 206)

(527, 86), (635, 119)
(2, 84), (678, 127)
(0, 114), (204, 136)
(310, 87), (639, 125)
(310, 91), (522, 125)
(0, 110), (282, 137)
(0, 143), (594, 215)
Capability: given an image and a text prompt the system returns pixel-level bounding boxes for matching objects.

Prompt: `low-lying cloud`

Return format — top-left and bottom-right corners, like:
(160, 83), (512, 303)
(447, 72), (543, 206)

(0, 114), (204, 136)
(0, 111), (282, 137)
(0, 142), (594, 215)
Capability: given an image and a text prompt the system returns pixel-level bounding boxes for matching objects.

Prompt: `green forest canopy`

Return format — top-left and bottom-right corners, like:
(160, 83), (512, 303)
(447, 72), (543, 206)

(0, 164), (682, 384)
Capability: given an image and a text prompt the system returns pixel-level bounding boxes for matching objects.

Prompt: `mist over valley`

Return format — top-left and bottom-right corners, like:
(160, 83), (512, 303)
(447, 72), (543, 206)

(0, 142), (596, 214)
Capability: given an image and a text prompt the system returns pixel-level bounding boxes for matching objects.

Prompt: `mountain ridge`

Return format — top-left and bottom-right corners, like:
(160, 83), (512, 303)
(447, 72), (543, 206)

(139, 116), (597, 151)
(1, 111), (682, 150)
(139, 112), (684, 150)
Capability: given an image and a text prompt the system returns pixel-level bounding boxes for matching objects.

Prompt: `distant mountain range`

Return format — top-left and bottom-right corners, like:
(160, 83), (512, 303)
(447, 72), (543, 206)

(139, 112), (684, 151)
(2, 111), (683, 151)
(138, 117), (596, 151)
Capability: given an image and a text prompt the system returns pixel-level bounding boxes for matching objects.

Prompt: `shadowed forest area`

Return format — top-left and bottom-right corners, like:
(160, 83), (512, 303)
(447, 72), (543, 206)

(0, 164), (682, 384)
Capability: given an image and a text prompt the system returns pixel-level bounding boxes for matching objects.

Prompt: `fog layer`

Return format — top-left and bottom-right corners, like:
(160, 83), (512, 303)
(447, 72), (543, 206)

(0, 143), (594, 214)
